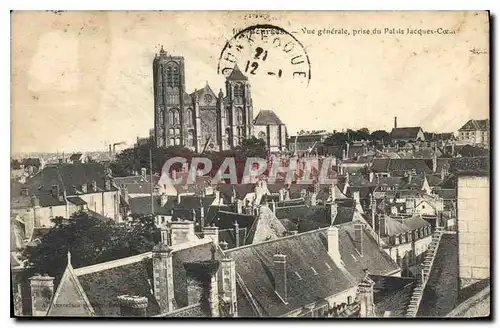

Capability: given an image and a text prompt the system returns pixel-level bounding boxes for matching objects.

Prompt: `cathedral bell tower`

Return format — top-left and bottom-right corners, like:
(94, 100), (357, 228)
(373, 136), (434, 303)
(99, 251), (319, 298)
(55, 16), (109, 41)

(153, 46), (187, 148)
(224, 64), (254, 148)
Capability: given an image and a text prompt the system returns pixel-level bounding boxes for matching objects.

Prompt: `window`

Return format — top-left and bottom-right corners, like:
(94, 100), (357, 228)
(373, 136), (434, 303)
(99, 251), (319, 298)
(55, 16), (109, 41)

(347, 296), (352, 304)
(168, 111), (174, 124)
(186, 108), (193, 126)
(175, 137), (181, 146)
(225, 108), (231, 126)
(168, 128), (174, 135)
(234, 83), (244, 97)
(258, 131), (266, 140)
(166, 64), (180, 87)
(172, 109), (180, 125)
(187, 130), (195, 147)
(237, 107), (244, 125)
(169, 137), (175, 146)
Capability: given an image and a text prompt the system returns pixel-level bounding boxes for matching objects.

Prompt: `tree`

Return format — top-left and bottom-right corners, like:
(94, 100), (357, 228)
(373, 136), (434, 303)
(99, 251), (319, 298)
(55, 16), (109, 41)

(357, 128), (370, 140)
(11, 159), (22, 170)
(22, 212), (159, 282)
(236, 136), (267, 158)
(370, 130), (390, 143)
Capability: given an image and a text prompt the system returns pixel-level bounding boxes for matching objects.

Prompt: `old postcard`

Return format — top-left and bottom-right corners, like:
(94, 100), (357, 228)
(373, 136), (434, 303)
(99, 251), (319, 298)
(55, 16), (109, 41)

(11, 11), (490, 318)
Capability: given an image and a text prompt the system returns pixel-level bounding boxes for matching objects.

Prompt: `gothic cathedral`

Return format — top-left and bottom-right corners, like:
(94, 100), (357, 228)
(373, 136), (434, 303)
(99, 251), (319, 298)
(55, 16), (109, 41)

(153, 47), (254, 152)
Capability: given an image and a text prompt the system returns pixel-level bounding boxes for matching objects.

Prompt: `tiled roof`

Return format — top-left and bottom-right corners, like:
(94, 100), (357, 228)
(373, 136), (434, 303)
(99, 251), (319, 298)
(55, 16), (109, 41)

(225, 229), (357, 317)
(226, 64), (248, 81)
(458, 119), (490, 131)
(253, 110), (284, 126)
(390, 127), (423, 140)
(403, 215), (431, 231)
(450, 157), (489, 176)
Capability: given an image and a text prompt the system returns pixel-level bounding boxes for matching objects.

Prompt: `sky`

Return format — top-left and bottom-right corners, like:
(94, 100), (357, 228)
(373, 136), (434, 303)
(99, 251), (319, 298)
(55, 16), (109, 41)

(11, 11), (489, 153)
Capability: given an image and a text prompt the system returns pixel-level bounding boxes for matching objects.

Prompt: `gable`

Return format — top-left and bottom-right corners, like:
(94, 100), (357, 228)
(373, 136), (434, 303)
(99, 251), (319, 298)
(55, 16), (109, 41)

(249, 206), (287, 244)
(47, 265), (94, 316)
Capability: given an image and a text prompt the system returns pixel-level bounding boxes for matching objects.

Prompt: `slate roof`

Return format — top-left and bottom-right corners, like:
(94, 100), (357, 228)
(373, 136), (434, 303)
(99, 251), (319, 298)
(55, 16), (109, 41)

(217, 184), (255, 202)
(24, 163), (118, 197)
(403, 215), (431, 231)
(371, 158), (391, 172)
(67, 197), (87, 206)
(209, 210), (256, 230)
(253, 110), (284, 126)
(434, 189), (456, 200)
(384, 217), (410, 236)
(387, 159), (433, 175)
(226, 64), (248, 81)
(418, 234), (459, 317)
(371, 275), (415, 317)
(128, 196), (174, 216)
(450, 157), (489, 176)
(390, 127), (424, 140)
(218, 227), (248, 249)
(458, 119), (490, 131)
(70, 153), (83, 161)
(73, 239), (220, 317)
(225, 229), (357, 317)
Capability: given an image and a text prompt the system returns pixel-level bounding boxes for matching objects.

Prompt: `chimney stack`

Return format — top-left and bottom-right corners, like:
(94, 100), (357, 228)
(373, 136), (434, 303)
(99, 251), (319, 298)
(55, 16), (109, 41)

(233, 221), (240, 248)
(170, 220), (198, 246)
(236, 199), (243, 214)
(358, 270), (376, 317)
(203, 225), (219, 244)
(117, 295), (148, 317)
(220, 256), (238, 316)
(354, 223), (364, 255)
(152, 243), (174, 314)
(327, 226), (342, 264)
(273, 253), (288, 304)
(394, 116), (397, 129)
(51, 185), (59, 198)
(184, 261), (220, 317)
(330, 202), (338, 225)
(29, 274), (55, 316)
(432, 152), (438, 173)
(141, 168), (147, 181)
(379, 216), (387, 236)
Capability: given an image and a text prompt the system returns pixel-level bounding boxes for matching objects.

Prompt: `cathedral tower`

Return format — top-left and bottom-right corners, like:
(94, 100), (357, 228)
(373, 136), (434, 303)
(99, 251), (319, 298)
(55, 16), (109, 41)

(224, 64), (254, 148)
(153, 46), (187, 148)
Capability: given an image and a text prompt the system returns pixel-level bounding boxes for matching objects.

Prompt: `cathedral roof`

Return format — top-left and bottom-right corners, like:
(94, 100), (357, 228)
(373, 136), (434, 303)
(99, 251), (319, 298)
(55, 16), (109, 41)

(253, 110), (284, 126)
(226, 64), (248, 81)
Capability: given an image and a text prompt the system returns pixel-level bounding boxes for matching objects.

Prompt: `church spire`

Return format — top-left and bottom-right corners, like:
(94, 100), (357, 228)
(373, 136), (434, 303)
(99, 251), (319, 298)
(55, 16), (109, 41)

(227, 63), (248, 81)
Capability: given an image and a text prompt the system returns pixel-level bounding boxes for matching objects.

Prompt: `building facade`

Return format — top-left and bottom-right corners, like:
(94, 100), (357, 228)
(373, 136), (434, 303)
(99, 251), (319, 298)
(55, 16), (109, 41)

(457, 119), (489, 146)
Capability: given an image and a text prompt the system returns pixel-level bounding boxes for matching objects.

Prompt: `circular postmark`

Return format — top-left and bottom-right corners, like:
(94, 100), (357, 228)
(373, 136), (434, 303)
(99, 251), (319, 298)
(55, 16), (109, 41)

(218, 24), (311, 86)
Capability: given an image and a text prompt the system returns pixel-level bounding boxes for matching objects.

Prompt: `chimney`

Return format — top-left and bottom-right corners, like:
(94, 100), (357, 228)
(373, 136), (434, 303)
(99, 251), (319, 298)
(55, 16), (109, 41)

(152, 243), (174, 314)
(31, 195), (39, 207)
(353, 191), (360, 205)
(269, 199), (276, 214)
(273, 253), (288, 304)
(236, 200), (243, 214)
(358, 270), (376, 317)
(141, 168), (147, 180)
(379, 216), (387, 236)
(51, 185), (59, 198)
(233, 221), (240, 248)
(369, 171), (374, 183)
(170, 220), (198, 246)
(117, 295), (148, 317)
(330, 202), (338, 225)
(109, 144), (112, 156)
(220, 256), (238, 316)
(21, 187), (29, 196)
(327, 225), (342, 264)
(160, 194), (169, 206)
(220, 240), (229, 250)
(278, 188), (285, 202)
(81, 183), (88, 193)
(104, 178), (111, 191)
(203, 225), (219, 244)
(91, 180), (97, 192)
(394, 116), (397, 129)
(354, 223), (363, 255)
(330, 184), (337, 203)
(184, 261), (220, 317)
(29, 274), (55, 316)
(432, 152), (437, 173)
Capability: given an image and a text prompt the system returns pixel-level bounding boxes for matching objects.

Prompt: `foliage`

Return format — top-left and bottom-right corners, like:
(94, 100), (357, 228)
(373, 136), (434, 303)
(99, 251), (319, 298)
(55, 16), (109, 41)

(11, 159), (22, 170)
(458, 145), (489, 157)
(22, 212), (159, 281)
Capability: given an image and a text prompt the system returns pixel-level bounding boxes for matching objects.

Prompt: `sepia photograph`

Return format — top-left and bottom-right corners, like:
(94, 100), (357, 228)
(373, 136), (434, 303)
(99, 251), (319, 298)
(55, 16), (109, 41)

(10, 10), (490, 318)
